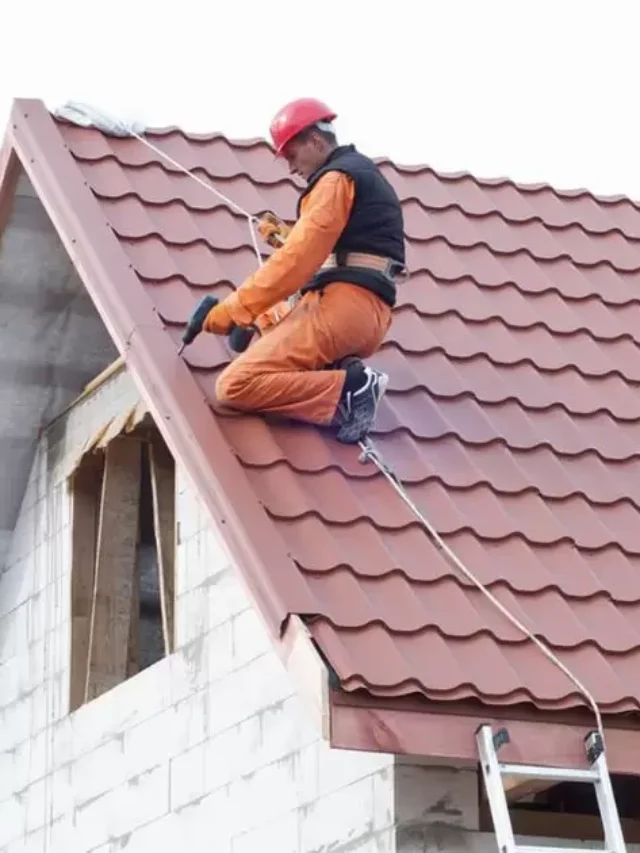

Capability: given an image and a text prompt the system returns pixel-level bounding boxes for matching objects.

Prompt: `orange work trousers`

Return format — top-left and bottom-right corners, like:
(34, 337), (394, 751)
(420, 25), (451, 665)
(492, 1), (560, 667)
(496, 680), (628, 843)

(215, 282), (392, 425)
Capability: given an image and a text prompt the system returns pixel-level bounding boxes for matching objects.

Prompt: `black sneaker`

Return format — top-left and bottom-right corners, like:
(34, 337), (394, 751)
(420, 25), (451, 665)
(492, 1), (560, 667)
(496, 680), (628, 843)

(325, 355), (364, 371)
(336, 366), (389, 444)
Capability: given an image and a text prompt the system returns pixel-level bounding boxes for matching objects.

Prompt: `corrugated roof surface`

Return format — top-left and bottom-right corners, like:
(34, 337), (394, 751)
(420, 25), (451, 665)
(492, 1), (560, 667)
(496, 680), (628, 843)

(55, 117), (640, 718)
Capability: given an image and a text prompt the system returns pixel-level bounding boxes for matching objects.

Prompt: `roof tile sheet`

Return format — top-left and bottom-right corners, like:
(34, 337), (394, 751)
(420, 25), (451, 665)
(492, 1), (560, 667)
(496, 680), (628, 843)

(56, 119), (640, 717)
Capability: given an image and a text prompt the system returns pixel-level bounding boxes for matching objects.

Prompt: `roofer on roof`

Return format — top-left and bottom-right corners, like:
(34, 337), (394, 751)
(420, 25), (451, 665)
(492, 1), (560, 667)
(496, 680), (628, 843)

(200, 97), (407, 444)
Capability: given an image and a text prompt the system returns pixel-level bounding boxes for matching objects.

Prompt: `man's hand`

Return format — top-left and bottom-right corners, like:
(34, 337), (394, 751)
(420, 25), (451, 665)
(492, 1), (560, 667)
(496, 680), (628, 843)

(203, 300), (234, 335)
(257, 211), (291, 248)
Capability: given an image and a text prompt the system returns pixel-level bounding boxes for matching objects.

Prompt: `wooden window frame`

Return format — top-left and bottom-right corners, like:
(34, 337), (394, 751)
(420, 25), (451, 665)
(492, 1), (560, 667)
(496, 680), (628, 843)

(68, 423), (176, 711)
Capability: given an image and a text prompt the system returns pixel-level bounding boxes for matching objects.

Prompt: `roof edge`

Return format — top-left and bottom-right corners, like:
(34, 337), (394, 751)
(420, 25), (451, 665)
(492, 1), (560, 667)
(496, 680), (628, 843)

(7, 96), (317, 639)
(330, 696), (640, 773)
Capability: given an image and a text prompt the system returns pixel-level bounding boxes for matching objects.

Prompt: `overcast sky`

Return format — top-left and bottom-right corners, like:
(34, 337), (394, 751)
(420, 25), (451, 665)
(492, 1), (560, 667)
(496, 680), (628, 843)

(2, 1), (640, 200)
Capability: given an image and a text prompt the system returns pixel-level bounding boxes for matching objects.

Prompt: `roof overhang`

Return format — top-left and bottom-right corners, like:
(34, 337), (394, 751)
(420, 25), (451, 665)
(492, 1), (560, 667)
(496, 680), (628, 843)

(329, 691), (640, 773)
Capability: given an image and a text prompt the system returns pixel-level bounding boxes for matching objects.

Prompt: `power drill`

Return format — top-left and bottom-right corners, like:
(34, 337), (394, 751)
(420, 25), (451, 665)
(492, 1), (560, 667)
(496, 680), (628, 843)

(178, 294), (256, 355)
(178, 212), (289, 355)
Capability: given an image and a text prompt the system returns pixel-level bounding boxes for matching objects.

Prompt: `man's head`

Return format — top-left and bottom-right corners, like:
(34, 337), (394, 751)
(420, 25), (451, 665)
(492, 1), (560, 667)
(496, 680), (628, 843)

(269, 98), (338, 180)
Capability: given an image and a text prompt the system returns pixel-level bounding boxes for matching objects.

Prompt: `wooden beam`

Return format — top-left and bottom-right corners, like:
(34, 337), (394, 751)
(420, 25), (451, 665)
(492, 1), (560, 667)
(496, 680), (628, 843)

(127, 554), (140, 679)
(282, 615), (331, 741)
(149, 437), (176, 655)
(503, 775), (556, 802)
(84, 436), (142, 703)
(68, 456), (103, 712)
(47, 357), (128, 432)
(479, 801), (640, 844)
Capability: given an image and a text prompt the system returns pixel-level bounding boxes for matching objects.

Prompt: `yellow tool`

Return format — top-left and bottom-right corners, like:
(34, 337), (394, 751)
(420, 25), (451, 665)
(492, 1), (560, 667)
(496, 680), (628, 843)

(256, 210), (291, 248)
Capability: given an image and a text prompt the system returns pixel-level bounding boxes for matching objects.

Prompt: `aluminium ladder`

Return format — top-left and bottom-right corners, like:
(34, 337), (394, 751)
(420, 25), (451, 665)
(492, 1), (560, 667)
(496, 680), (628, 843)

(477, 724), (627, 853)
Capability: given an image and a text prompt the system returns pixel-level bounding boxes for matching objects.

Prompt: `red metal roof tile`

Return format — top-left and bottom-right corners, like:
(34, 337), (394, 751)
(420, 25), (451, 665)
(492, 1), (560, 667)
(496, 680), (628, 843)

(12, 102), (640, 750)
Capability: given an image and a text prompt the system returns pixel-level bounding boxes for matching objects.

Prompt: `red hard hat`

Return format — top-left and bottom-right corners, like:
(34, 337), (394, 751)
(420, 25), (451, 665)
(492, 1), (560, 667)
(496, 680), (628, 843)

(269, 98), (337, 154)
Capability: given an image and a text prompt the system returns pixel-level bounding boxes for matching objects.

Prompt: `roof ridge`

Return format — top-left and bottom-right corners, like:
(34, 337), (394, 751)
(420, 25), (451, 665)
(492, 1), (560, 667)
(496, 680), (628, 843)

(379, 157), (640, 210)
(50, 107), (640, 213)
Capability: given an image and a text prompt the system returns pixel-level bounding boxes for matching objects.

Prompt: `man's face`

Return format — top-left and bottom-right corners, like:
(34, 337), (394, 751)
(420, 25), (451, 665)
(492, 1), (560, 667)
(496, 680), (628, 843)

(281, 132), (328, 180)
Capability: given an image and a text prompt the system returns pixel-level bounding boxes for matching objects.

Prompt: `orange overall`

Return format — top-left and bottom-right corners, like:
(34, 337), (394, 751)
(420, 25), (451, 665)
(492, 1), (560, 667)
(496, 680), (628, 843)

(203, 172), (392, 425)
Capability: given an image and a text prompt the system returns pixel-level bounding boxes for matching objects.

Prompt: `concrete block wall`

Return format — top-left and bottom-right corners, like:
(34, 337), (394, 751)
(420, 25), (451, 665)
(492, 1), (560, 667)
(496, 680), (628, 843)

(394, 761), (501, 853)
(0, 370), (397, 853)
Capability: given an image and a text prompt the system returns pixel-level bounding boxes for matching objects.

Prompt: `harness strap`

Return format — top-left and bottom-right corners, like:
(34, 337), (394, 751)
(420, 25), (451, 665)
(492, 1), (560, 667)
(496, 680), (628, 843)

(320, 251), (406, 279)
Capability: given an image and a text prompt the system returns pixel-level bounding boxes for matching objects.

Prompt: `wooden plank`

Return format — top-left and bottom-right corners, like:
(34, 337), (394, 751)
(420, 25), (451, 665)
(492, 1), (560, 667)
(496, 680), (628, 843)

(84, 436), (142, 702)
(68, 456), (102, 712)
(503, 775), (557, 802)
(127, 555), (140, 679)
(282, 615), (331, 741)
(480, 801), (640, 843)
(149, 437), (176, 655)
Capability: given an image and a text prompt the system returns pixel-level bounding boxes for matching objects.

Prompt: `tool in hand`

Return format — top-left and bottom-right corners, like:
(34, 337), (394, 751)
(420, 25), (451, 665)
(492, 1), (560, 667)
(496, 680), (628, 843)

(176, 210), (288, 356)
(177, 294), (257, 355)
(258, 211), (291, 249)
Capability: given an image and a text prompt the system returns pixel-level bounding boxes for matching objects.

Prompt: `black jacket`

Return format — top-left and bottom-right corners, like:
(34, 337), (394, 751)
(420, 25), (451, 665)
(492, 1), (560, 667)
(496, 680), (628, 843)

(298, 144), (406, 307)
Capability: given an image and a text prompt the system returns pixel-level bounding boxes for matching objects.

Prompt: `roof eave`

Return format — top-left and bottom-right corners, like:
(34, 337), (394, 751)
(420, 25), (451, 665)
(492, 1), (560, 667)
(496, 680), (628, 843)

(329, 693), (640, 773)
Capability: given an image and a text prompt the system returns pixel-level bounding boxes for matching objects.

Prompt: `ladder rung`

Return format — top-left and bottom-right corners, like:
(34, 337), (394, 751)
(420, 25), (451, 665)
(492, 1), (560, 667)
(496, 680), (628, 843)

(500, 762), (599, 784)
(516, 847), (609, 853)
(477, 725), (626, 853)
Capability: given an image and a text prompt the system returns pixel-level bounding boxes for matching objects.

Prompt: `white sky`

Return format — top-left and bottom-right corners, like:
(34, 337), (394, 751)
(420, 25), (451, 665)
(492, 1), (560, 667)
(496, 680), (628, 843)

(2, 0), (640, 200)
